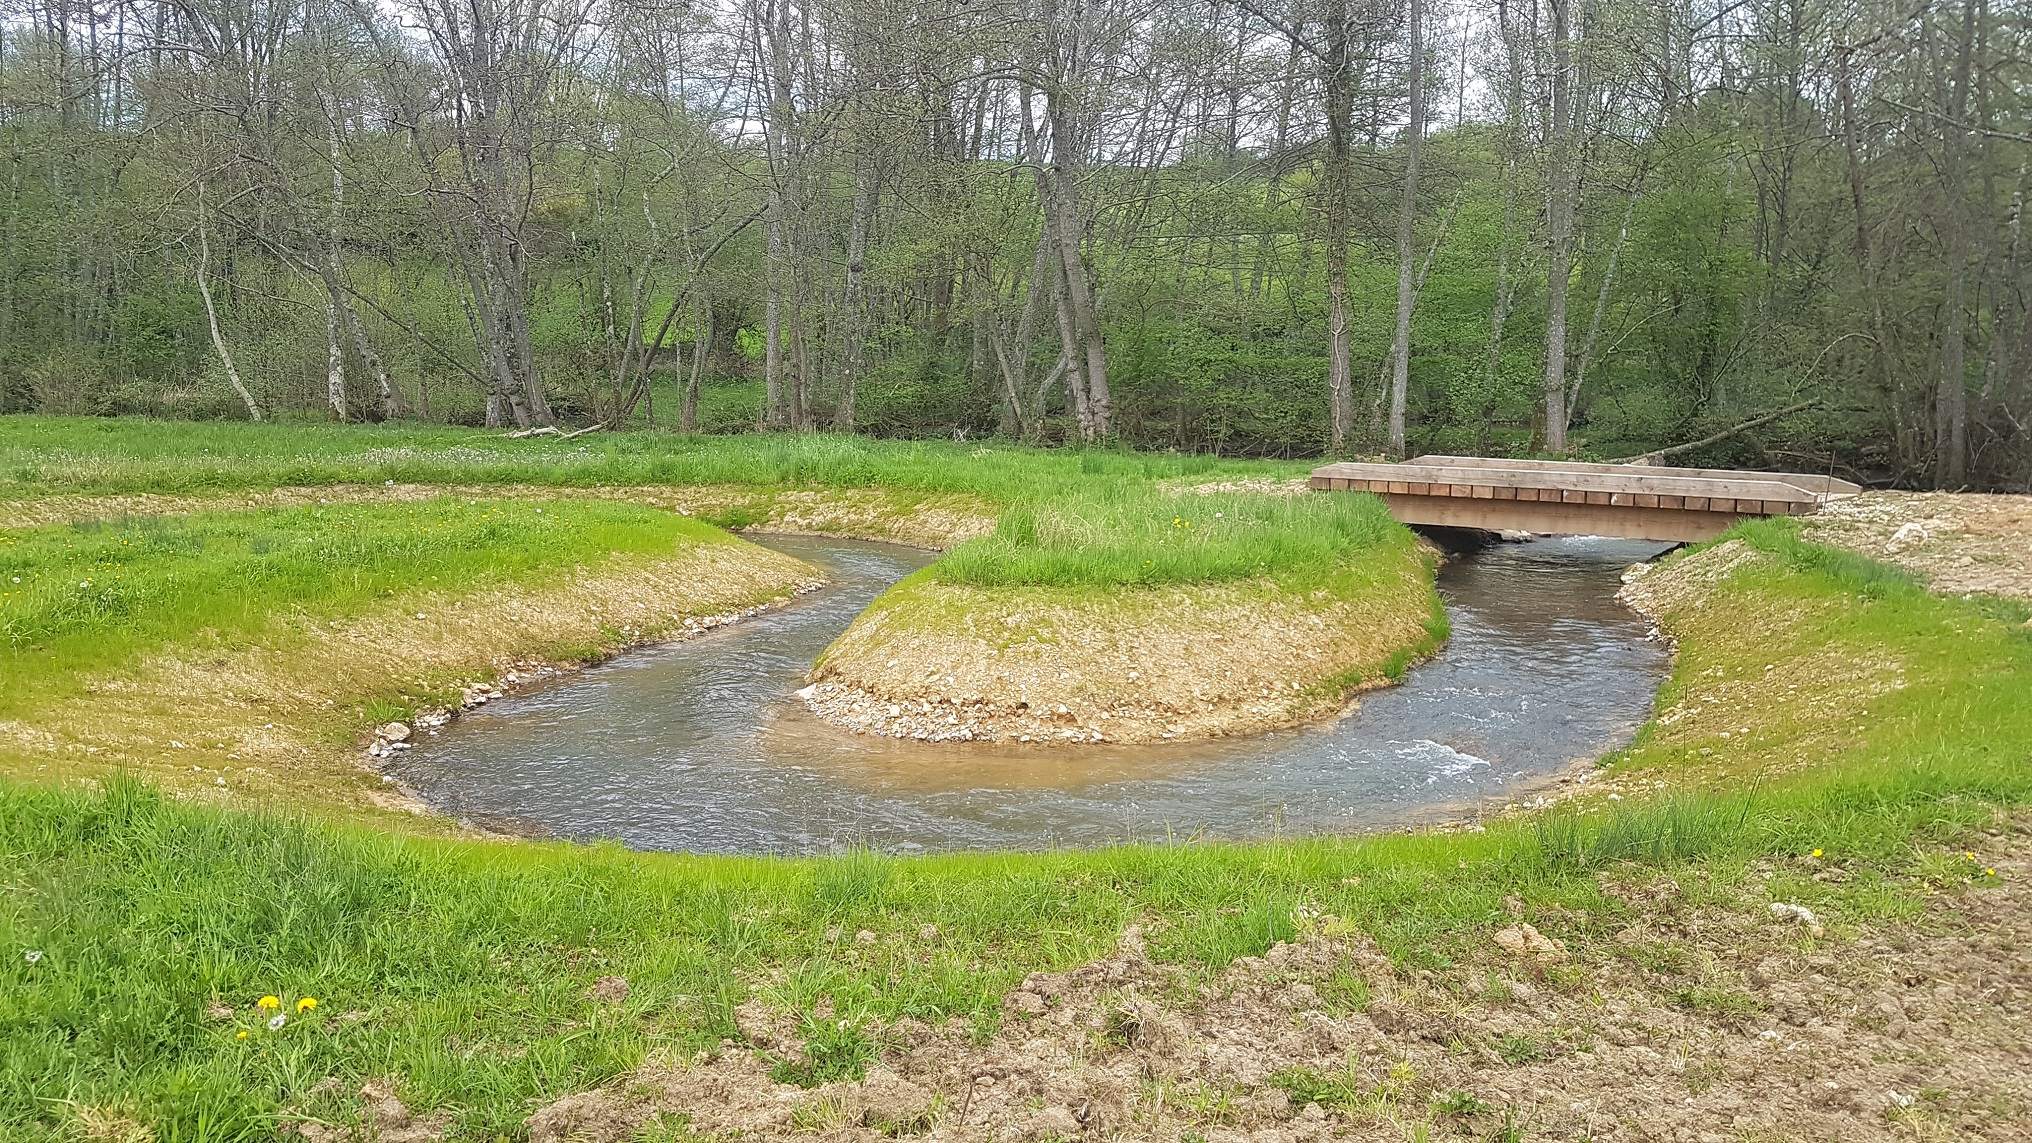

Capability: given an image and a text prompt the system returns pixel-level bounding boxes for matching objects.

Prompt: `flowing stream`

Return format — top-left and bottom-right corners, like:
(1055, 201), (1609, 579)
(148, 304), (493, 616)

(393, 533), (1673, 853)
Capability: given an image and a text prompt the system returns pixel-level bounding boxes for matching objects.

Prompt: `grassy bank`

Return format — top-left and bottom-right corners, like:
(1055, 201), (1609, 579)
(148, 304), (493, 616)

(3, 516), (2028, 1138)
(0, 417), (1371, 587)
(0, 495), (820, 809)
(3, 417), (1447, 751)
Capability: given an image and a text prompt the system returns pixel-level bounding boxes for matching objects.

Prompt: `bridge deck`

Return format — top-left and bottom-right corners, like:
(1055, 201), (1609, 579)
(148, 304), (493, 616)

(1310, 456), (1861, 542)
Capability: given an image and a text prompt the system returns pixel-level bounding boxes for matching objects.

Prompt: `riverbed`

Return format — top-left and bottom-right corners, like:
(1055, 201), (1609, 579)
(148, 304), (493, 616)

(392, 534), (1673, 853)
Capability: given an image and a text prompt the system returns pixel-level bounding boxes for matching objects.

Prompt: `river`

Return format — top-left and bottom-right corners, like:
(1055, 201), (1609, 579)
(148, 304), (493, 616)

(391, 533), (1673, 853)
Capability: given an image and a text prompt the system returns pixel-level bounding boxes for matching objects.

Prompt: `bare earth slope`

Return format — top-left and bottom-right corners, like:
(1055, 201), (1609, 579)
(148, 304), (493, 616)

(1802, 490), (2032, 603)
(525, 821), (2031, 1143)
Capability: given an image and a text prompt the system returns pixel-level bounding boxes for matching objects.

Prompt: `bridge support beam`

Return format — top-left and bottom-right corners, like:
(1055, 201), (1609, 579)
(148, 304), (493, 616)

(1374, 492), (1743, 543)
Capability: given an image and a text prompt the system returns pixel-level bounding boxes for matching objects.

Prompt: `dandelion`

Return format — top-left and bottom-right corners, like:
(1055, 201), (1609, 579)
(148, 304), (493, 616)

(1985, 868), (1997, 877)
(23, 950), (41, 964)
(1964, 852), (1977, 861)
(268, 1013), (286, 1031)
(236, 1030), (249, 1040)
(1811, 849), (1823, 858)
(257, 995), (280, 1010)
(297, 997), (318, 1013)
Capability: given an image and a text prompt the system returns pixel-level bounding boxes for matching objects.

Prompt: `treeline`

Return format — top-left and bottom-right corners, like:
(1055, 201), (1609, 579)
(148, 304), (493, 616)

(0, 0), (2025, 488)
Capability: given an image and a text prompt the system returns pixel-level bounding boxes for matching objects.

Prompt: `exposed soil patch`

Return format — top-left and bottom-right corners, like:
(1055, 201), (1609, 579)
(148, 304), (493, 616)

(522, 820), (2031, 1143)
(800, 557), (1440, 746)
(1802, 490), (2032, 603)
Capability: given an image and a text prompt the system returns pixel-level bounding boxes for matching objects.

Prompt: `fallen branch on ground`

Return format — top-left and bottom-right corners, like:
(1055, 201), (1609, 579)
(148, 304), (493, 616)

(503, 423), (604, 441)
(1611, 400), (1821, 465)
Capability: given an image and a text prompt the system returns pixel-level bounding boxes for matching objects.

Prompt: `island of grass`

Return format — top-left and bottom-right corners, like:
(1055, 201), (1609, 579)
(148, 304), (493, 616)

(804, 487), (1446, 744)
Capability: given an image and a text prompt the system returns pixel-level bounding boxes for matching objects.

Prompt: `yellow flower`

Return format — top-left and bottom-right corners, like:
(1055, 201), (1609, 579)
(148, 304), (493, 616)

(257, 995), (280, 1010)
(1811, 849), (1823, 858)
(237, 1030), (249, 1040)
(1964, 851), (1976, 861)
(1985, 868), (1996, 876)
(297, 997), (318, 1013)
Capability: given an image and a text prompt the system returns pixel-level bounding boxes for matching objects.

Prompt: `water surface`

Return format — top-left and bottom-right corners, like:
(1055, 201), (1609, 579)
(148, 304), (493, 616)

(394, 533), (1672, 852)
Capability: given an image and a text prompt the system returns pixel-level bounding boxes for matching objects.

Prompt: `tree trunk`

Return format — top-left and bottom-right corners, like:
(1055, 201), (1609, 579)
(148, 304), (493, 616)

(324, 102), (347, 420)
(1541, 0), (1578, 454)
(1932, 0), (1978, 487)
(195, 208), (261, 422)
(835, 152), (874, 431)
(1322, 0), (1358, 455)
(681, 290), (710, 432)
(1046, 86), (1108, 439)
(1386, 0), (1424, 457)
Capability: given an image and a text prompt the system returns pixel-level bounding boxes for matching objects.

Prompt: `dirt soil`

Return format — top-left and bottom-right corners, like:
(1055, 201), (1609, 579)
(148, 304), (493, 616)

(516, 820), (2031, 1143)
(1801, 490), (2032, 603)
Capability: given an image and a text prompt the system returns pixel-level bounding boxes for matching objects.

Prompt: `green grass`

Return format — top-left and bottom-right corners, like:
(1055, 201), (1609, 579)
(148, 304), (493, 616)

(0, 498), (728, 719)
(1, 417), (1395, 591)
(0, 415), (1281, 501)
(935, 485), (1400, 588)
(4, 680), (2026, 1139)
(2, 421), (2030, 1138)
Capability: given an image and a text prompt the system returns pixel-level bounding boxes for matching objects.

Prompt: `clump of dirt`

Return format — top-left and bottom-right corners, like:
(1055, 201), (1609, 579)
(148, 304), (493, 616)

(800, 559), (1439, 746)
(1803, 490), (2032, 603)
(529, 825), (2032, 1141)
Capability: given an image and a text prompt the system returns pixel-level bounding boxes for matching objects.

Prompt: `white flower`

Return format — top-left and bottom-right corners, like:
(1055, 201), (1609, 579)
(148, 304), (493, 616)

(267, 1013), (286, 1030)
(23, 950), (41, 964)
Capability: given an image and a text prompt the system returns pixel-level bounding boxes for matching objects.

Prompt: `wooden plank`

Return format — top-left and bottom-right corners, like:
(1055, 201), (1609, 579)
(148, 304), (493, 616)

(1407, 454), (1862, 497)
(1585, 491), (1610, 505)
(1472, 484), (1495, 499)
(1311, 461), (1823, 505)
(1494, 486), (1518, 499)
(1635, 493), (1658, 508)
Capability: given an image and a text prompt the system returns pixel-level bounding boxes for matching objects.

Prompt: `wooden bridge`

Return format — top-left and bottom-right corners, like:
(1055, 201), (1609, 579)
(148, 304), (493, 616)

(1310, 455), (1862, 543)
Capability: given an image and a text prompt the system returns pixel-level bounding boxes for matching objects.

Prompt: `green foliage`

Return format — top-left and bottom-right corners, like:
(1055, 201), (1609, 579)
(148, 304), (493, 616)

(1534, 793), (1757, 869)
(769, 1016), (876, 1088)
